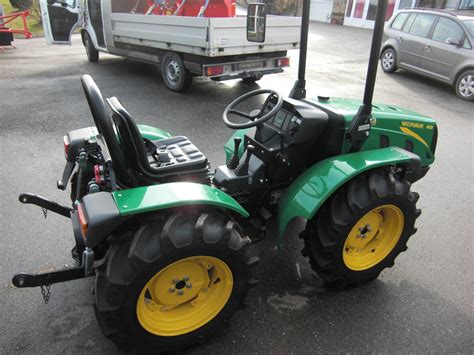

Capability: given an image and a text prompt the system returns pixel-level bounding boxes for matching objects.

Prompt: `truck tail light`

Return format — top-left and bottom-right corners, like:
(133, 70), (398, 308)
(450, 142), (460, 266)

(63, 135), (70, 158)
(77, 204), (88, 238)
(277, 58), (290, 67)
(205, 65), (224, 76)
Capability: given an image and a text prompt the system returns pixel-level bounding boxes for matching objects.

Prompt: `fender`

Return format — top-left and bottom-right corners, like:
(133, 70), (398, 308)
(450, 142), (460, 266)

(137, 124), (172, 141)
(82, 182), (249, 248)
(277, 147), (421, 245)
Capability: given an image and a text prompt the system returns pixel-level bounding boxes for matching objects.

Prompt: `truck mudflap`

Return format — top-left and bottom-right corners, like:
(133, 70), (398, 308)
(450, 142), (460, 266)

(277, 147), (421, 245)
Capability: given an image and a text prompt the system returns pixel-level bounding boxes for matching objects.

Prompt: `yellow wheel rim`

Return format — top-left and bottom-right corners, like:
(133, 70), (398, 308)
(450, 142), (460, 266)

(343, 205), (404, 271)
(136, 256), (233, 337)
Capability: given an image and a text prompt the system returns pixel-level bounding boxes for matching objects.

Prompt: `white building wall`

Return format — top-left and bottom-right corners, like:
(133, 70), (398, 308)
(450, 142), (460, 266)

(309, 0), (334, 22)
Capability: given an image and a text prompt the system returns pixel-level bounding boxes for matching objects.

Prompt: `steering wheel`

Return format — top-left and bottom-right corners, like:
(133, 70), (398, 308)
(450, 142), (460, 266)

(80, 74), (128, 179)
(223, 89), (283, 129)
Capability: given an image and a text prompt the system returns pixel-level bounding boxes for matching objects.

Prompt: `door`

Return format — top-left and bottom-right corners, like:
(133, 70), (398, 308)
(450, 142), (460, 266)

(39, 0), (80, 45)
(420, 17), (466, 82)
(397, 13), (436, 70)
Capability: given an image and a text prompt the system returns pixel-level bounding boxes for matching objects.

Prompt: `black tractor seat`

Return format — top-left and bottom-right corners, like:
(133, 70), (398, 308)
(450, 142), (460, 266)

(106, 96), (209, 181)
(147, 136), (207, 172)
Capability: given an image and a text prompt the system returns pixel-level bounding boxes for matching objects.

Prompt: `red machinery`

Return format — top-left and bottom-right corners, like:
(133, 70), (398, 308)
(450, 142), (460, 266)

(0, 10), (32, 39)
(143, 0), (235, 17)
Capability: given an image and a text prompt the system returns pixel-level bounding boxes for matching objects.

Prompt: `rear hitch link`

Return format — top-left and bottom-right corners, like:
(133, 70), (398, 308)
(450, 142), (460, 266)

(19, 193), (72, 218)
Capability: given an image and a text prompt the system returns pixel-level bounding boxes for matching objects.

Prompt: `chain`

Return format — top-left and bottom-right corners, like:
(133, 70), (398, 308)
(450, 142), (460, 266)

(40, 284), (51, 304)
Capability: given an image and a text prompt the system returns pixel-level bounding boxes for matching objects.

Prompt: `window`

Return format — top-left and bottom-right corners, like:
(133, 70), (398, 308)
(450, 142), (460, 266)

(346, 0), (353, 17)
(431, 18), (464, 43)
(462, 20), (474, 36)
(391, 12), (410, 30)
(402, 13), (416, 32)
(408, 14), (437, 38)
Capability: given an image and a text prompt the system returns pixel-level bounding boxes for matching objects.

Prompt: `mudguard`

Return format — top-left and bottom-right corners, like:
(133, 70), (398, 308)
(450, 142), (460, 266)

(112, 182), (249, 217)
(137, 124), (172, 141)
(277, 147), (421, 245)
(82, 182), (248, 249)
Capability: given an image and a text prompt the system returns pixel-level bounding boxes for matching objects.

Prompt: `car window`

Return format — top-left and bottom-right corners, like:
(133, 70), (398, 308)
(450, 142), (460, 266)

(402, 13), (416, 33)
(431, 18), (465, 43)
(408, 14), (437, 38)
(392, 12), (410, 30)
(462, 20), (474, 36)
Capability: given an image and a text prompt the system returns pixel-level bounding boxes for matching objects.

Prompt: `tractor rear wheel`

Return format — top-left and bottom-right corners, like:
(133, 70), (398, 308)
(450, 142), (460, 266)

(301, 169), (420, 288)
(94, 210), (255, 352)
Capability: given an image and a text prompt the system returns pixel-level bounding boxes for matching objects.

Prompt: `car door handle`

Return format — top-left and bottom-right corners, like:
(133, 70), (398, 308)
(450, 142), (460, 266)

(425, 45), (432, 52)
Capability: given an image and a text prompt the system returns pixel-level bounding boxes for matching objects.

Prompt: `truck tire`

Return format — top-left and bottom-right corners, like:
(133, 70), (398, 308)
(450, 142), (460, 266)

(84, 32), (99, 63)
(301, 169), (420, 288)
(161, 52), (193, 92)
(94, 210), (256, 352)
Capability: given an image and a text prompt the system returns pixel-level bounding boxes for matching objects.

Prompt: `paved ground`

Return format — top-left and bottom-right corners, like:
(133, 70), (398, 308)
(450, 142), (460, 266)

(0, 22), (472, 354)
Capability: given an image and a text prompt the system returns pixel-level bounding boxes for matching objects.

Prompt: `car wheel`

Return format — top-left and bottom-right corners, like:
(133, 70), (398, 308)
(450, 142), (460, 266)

(455, 70), (474, 102)
(84, 32), (99, 63)
(380, 48), (397, 73)
(161, 52), (193, 92)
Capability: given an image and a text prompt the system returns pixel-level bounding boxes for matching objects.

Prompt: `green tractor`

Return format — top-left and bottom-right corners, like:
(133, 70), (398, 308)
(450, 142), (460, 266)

(13, 0), (437, 352)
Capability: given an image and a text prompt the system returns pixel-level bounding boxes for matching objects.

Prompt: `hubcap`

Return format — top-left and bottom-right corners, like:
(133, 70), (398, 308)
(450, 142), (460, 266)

(382, 51), (394, 70)
(343, 205), (404, 271)
(166, 59), (181, 84)
(136, 256), (233, 336)
(458, 74), (473, 98)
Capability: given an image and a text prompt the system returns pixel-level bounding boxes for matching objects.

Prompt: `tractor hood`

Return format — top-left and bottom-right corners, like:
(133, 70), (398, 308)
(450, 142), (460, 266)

(305, 97), (435, 124)
(305, 97), (437, 168)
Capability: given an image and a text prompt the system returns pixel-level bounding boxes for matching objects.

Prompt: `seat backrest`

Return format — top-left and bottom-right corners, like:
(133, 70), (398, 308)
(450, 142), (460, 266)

(106, 97), (157, 175)
(80, 75), (131, 185)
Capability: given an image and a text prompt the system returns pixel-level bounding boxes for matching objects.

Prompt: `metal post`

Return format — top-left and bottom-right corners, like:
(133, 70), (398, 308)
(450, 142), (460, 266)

(289, 0), (310, 100)
(361, 0), (388, 115)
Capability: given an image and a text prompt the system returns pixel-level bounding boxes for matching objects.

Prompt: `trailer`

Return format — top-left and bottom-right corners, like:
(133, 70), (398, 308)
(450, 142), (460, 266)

(39, 0), (301, 91)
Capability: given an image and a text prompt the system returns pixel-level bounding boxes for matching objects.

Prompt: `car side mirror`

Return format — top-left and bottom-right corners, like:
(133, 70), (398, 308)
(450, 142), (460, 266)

(247, 3), (266, 43)
(446, 37), (461, 46)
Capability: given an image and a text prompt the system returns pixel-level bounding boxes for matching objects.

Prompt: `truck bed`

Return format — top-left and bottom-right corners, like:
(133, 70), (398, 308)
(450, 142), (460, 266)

(110, 14), (301, 57)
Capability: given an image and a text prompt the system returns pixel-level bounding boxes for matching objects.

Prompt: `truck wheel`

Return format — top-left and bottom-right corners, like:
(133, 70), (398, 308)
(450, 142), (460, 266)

(161, 52), (193, 92)
(241, 77), (259, 84)
(84, 32), (99, 63)
(94, 210), (255, 352)
(301, 169), (420, 288)
(380, 48), (397, 73)
(455, 70), (474, 101)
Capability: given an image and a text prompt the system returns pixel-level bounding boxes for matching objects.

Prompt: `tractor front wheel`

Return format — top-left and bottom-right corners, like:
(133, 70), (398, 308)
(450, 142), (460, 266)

(94, 210), (255, 352)
(301, 169), (420, 288)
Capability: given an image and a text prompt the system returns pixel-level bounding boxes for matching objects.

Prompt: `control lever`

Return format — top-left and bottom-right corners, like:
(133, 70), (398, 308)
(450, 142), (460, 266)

(234, 145), (254, 176)
(226, 137), (242, 169)
(276, 133), (289, 165)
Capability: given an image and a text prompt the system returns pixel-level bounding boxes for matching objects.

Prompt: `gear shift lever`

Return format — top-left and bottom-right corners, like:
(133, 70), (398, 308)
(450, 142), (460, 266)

(226, 137), (242, 169)
(234, 145), (254, 176)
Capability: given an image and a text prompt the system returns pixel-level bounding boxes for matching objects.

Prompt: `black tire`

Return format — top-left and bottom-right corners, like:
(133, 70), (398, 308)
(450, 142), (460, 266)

(84, 31), (99, 63)
(161, 52), (193, 92)
(454, 70), (474, 101)
(301, 169), (420, 288)
(94, 210), (256, 352)
(380, 48), (397, 73)
(241, 77), (259, 84)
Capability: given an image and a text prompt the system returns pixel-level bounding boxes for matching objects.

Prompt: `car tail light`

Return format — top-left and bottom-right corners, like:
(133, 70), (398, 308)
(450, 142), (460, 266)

(77, 204), (88, 238)
(277, 58), (290, 67)
(63, 135), (70, 158)
(205, 65), (224, 77)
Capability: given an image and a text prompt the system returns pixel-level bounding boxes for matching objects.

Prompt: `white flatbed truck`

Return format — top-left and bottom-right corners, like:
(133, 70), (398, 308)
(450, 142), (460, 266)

(40, 0), (301, 91)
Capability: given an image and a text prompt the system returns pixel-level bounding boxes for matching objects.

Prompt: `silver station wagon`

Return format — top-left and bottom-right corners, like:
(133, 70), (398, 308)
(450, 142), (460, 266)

(381, 9), (474, 101)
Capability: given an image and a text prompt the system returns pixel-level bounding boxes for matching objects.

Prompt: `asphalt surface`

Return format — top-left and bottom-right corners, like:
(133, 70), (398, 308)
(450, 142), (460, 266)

(0, 22), (473, 354)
